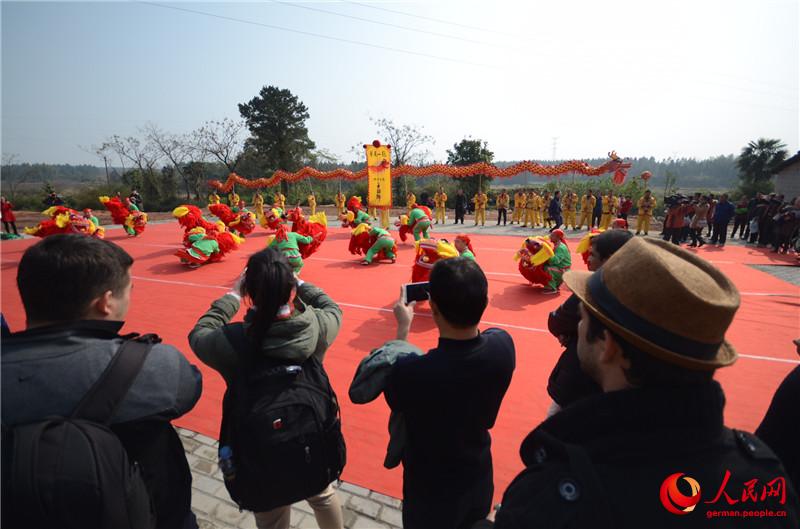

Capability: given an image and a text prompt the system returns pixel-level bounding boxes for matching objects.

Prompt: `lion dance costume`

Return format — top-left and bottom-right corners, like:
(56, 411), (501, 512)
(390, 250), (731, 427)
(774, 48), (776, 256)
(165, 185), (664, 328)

(172, 205), (243, 268)
(397, 206), (433, 242)
(455, 234), (476, 261)
(349, 224), (398, 265)
(25, 206), (105, 239)
(100, 196), (147, 236)
(514, 236), (556, 287)
(340, 196), (371, 228)
(285, 206), (328, 259)
(575, 229), (602, 266)
(411, 238), (459, 282)
(208, 203), (256, 237)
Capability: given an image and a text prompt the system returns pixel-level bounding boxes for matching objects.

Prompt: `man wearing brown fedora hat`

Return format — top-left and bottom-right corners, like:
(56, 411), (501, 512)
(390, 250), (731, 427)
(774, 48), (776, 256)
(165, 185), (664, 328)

(495, 237), (799, 528)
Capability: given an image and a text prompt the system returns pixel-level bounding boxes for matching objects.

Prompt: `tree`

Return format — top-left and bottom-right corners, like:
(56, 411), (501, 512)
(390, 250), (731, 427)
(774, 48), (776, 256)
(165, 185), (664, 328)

(446, 138), (494, 198)
(736, 138), (788, 196)
(368, 118), (434, 202)
(106, 134), (163, 204)
(238, 86), (315, 194)
(195, 118), (246, 174)
(1, 153), (27, 201)
(146, 123), (201, 201)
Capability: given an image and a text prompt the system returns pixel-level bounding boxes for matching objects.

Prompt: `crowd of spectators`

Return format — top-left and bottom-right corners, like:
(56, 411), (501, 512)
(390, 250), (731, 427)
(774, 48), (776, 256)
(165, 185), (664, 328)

(2, 232), (799, 529)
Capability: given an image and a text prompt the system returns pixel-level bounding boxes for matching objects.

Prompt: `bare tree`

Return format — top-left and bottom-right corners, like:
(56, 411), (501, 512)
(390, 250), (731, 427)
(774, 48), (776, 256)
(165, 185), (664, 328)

(370, 118), (434, 167)
(81, 143), (114, 185)
(195, 118), (246, 173)
(145, 123), (201, 200)
(106, 134), (162, 200)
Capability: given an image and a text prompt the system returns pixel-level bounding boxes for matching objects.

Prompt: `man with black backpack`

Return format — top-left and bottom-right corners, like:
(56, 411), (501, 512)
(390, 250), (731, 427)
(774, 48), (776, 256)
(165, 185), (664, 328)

(2, 234), (203, 529)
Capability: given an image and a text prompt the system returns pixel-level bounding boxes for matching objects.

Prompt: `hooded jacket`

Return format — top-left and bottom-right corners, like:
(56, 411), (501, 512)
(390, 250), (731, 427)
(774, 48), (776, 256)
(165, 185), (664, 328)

(188, 282), (342, 384)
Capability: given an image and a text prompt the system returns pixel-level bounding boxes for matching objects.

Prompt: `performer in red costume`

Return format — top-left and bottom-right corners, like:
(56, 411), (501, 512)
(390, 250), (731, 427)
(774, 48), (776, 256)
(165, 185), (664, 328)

(172, 205), (243, 267)
(285, 206), (328, 259)
(514, 236), (556, 287)
(208, 203), (256, 237)
(25, 206), (104, 239)
(411, 238), (460, 282)
(341, 196), (371, 228)
(99, 195), (147, 236)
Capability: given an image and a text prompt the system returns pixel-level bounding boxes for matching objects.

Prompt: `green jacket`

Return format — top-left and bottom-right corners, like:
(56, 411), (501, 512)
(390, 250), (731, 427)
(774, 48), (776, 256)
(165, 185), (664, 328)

(188, 283), (342, 383)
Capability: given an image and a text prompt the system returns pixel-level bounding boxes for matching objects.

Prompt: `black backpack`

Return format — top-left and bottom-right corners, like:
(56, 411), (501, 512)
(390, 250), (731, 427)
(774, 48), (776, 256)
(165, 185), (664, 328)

(220, 323), (346, 512)
(1, 335), (159, 529)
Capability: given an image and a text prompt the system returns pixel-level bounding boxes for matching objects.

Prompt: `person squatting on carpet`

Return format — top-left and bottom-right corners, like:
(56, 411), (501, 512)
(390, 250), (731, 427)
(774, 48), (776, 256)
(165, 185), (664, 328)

(188, 248), (346, 529)
(541, 229), (572, 294)
(494, 237), (800, 528)
(370, 258), (516, 529)
(1, 234), (202, 529)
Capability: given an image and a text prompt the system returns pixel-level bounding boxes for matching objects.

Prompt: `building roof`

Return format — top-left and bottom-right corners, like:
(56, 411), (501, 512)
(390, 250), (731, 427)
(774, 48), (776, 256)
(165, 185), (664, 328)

(774, 151), (800, 173)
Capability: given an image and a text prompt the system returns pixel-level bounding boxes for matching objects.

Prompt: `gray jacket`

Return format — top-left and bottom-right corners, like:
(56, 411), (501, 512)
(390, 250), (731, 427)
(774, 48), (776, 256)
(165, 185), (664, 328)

(349, 339), (423, 468)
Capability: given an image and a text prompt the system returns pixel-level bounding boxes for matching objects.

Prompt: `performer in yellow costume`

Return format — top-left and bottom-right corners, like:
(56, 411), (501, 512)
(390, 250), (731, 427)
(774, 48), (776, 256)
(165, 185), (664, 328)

(578, 189), (596, 230)
(473, 191), (488, 226)
(600, 190), (617, 229)
(274, 191), (286, 209)
(406, 192), (417, 215)
(541, 191), (553, 228)
(563, 190), (578, 229)
(512, 190), (525, 224)
(523, 191), (536, 228)
(636, 189), (657, 235)
(335, 190), (346, 215)
(433, 187), (447, 224)
(208, 191), (221, 205)
(252, 191), (265, 223)
(307, 193), (317, 216)
(228, 190), (240, 208)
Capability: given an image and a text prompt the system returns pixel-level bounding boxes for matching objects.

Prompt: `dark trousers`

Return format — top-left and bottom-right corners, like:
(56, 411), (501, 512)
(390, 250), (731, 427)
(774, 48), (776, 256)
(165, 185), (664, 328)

(592, 212), (601, 228)
(731, 215), (747, 238)
(664, 227), (682, 245)
(690, 227), (705, 246)
(710, 222), (729, 245)
(455, 208), (465, 224)
(549, 214), (563, 231)
(3, 221), (18, 235)
(497, 208), (507, 225)
(758, 219), (774, 246)
(403, 471), (492, 529)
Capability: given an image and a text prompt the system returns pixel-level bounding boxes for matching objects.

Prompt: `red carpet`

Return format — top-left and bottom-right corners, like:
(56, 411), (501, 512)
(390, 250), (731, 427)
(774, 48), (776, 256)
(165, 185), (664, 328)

(2, 224), (798, 502)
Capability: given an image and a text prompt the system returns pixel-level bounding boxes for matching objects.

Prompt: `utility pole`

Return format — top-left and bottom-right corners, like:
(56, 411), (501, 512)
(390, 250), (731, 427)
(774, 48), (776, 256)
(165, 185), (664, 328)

(551, 137), (559, 161)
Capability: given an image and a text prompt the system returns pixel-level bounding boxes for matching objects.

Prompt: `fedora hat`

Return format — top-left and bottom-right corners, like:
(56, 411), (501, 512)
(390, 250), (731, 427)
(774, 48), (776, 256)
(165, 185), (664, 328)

(564, 237), (739, 370)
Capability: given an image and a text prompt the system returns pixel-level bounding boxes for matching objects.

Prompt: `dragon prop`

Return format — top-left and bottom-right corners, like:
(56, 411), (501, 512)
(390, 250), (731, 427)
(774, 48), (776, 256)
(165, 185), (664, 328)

(172, 205), (243, 268)
(411, 238), (460, 283)
(396, 206), (433, 243)
(285, 207), (328, 259)
(99, 196), (147, 236)
(24, 206), (105, 239)
(514, 236), (556, 287)
(208, 203), (256, 237)
(208, 151), (633, 191)
(349, 223), (398, 265)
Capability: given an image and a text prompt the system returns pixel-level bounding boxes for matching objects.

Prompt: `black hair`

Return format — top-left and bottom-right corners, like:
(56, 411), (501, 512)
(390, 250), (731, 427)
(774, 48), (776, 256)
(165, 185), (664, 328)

(242, 248), (296, 346)
(17, 234), (133, 324)
(584, 309), (713, 387)
(591, 230), (633, 261)
(429, 257), (488, 328)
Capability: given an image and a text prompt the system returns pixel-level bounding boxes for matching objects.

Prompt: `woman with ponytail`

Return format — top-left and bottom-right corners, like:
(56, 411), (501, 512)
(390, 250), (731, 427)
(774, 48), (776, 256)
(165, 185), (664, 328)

(189, 247), (345, 529)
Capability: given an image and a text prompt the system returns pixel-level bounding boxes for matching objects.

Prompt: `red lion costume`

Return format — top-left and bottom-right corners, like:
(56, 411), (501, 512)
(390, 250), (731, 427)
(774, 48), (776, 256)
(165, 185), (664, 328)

(208, 203), (256, 236)
(514, 236), (555, 287)
(411, 238), (460, 282)
(99, 196), (147, 236)
(24, 206), (104, 239)
(172, 205), (243, 266)
(285, 207), (328, 259)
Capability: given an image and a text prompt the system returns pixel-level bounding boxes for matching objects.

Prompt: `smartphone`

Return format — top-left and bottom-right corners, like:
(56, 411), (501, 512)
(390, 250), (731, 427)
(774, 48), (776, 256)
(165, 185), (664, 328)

(402, 282), (430, 305)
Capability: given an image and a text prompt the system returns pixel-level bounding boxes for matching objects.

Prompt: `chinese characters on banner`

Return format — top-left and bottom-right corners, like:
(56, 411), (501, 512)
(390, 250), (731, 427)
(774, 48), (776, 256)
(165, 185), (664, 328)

(365, 141), (392, 228)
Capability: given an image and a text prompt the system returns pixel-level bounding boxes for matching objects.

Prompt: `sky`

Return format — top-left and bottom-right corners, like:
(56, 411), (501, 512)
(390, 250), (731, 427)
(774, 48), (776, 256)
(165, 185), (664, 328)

(2, 0), (798, 165)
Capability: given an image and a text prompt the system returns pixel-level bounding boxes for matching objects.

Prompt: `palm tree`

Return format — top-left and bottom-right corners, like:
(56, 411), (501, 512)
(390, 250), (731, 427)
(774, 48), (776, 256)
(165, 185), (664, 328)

(737, 138), (788, 181)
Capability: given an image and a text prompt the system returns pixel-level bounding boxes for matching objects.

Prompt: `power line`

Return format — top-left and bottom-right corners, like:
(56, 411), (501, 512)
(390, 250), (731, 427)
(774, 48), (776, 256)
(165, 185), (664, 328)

(136, 1), (499, 70)
(271, 0), (506, 49)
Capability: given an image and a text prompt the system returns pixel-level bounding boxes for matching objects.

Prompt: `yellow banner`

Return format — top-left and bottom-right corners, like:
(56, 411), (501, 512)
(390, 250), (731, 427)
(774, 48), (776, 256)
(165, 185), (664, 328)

(365, 143), (392, 208)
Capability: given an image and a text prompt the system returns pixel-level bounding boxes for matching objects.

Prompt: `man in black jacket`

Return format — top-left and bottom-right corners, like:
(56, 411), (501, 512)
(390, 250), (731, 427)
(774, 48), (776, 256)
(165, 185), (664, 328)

(385, 258), (515, 529)
(454, 189), (467, 224)
(548, 190), (563, 232)
(546, 229), (632, 413)
(496, 238), (799, 528)
(2, 235), (203, 529)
